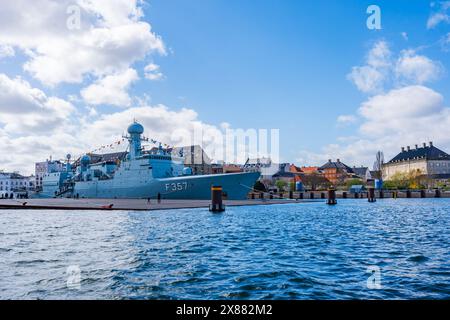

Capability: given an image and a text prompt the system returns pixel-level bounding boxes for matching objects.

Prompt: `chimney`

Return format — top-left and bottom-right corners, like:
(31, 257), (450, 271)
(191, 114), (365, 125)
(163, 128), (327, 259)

(337, 159), (340, 163)
(401, 147), (405, 152)
(328, 159), (332, 163)
(423, 143), (426, 148)
(415, 144), (418, 150)
(429, 141), (433, 147)
(407, 146), (410, 151)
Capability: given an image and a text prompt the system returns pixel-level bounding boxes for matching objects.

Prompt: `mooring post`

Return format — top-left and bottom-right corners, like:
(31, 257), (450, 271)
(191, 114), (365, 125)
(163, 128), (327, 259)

(260, 192), (264, 200)
(342, 191), (347, 199)
(379, 190), (384, 199)
(420, 190), (426, 198)
(251, 193), (255, 199)
(368, 187), (376, 203)
(327, 187), (337, 205)
(289, 191), (293, 199)
(435, 189), (441, 198)
(209, 185), (225, 212)
(406, 189), (411, 198)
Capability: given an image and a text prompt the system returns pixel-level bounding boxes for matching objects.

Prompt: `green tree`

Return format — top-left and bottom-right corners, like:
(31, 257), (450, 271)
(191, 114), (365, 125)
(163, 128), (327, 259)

(253, 180), (267, 192)
(275, 180), (288, 192)
(385, 169), (426, 190)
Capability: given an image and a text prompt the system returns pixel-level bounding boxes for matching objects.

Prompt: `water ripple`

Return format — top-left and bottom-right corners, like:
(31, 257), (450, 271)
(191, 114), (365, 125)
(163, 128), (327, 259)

(0, 199), (449, 299)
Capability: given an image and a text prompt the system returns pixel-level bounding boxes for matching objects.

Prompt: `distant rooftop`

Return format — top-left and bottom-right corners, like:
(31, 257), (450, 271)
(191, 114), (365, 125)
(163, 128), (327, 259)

(319, 159), (353, 172)
(388, 142), (450, 163)
(352, 166), (369, 177)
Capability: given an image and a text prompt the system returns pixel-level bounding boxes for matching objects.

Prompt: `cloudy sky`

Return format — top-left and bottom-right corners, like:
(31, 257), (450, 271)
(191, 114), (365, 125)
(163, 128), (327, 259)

(1, 0), (450, 175)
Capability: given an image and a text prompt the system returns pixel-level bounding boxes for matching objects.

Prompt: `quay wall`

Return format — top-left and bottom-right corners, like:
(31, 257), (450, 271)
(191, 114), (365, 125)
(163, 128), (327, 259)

(248, 190), (450, 200)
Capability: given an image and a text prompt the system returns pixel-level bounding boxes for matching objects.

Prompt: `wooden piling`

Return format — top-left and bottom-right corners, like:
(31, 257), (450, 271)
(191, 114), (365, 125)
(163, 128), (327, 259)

(209, 186), (225, 212)
(368, 187), (376, 203)
(327, 188), (337, 205)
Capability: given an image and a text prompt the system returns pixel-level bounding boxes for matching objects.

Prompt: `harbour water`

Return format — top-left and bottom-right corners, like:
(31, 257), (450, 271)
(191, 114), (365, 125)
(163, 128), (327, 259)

(1, 198), (449, 299)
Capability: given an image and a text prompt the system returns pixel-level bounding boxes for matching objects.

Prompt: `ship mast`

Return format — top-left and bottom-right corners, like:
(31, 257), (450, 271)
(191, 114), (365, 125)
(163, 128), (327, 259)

(123, 121), (147, 160)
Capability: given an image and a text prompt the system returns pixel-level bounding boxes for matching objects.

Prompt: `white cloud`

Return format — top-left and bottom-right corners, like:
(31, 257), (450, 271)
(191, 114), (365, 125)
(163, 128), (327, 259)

(0, 74), (83, 174)
(395, 50), (443, 84)
(0, 0), (165, 86)
(427, 1), (450, 29)
(367, 41), (391, 68)
(337, 115), (357, 125)
(347, 41), (392, 94)
(0, 73), (230, 174)
(0, 45), (14, 58)
(348, 41), (443, 94)
(347, 66), (385, 94)
(297, 85), (450, 167)
(401, 32), (408, 41)
(81, 68), (139, 107)
(358, 85), (444, 136)
(0, 74), (75, 134)
(144, 63), (164, 80)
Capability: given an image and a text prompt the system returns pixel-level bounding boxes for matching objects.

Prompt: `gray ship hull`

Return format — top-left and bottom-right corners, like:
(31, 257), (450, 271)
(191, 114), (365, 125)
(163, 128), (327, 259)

(73, 172), (260, 200)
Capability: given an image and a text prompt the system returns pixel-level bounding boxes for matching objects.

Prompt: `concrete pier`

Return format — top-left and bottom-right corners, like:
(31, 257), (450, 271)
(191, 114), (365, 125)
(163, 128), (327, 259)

(0, 198), (310, 211)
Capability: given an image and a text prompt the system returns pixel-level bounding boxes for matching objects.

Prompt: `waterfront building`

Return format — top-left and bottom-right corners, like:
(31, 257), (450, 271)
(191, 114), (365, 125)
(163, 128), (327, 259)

(289, 164), (303, 174)
(222, 164), (243, 173)
(170, 145), (212, 175)
(243, 157), (281, 182)
(351, 166), (372, 181)
(0, 171), (35, 198)
(319, 159), (354, 185)
(35, 159), (65, 190)
(211, 163), (224, 174)
(300, 166), (320, 174)
(382, 142), (450, 182)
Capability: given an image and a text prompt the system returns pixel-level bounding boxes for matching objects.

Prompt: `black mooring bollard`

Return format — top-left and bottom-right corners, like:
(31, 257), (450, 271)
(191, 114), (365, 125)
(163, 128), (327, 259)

(327, 188), (337, 205)
(420, 190), (426, 198)
(321, 192), (325, 199)
(342, 191), (347, 199)
(368, 187), (376, 203)
(251, 193), (255, 199)
(379, 190), (384, 199)
(299, 192), (303, 200)
(310, 192), (314, 199)
(406, 190), (411, 198)
(289, 191), (293, 199)
(260, 192), (264, 200)
(209, 185), (225, 212)
(435, 189), (441, 198)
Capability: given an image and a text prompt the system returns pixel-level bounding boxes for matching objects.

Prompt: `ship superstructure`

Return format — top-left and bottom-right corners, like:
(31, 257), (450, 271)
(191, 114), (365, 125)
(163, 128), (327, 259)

(37, 122), (260, 200)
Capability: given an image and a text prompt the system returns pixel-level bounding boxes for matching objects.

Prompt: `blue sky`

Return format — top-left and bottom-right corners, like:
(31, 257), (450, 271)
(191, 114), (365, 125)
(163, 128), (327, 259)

(143, 0), (450, 164)
(1, 0), (450, 174)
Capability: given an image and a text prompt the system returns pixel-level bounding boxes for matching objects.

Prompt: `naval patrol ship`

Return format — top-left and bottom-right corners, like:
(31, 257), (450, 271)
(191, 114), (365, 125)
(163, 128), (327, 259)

(37, 122), (260, 200)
